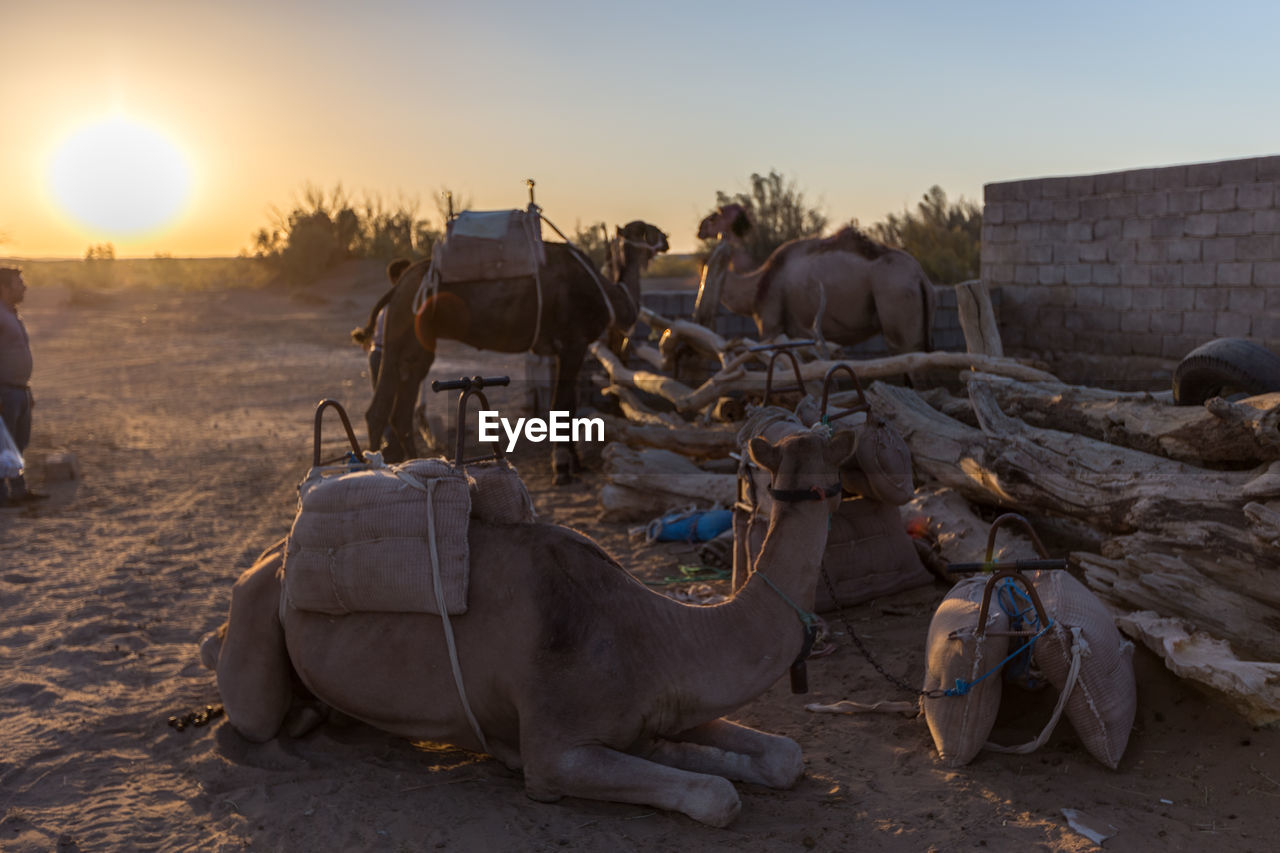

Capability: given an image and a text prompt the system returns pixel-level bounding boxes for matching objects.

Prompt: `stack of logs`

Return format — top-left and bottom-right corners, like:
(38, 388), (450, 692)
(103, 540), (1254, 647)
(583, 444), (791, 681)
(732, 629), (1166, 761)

(591, 280), (1280, 724)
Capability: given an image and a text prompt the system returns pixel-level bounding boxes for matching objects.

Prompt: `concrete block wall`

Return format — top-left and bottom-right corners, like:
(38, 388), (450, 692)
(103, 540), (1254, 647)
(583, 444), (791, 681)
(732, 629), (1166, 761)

(982, 155), (1280, 358)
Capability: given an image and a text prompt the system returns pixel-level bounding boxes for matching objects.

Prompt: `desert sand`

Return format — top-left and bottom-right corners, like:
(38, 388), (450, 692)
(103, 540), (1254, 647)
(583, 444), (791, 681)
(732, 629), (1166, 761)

(2, 265), (1277, 852)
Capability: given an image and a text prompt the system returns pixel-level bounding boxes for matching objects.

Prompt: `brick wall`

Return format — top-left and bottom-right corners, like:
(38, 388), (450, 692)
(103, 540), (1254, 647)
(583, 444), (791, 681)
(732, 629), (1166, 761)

(982, 155), (1280, 359)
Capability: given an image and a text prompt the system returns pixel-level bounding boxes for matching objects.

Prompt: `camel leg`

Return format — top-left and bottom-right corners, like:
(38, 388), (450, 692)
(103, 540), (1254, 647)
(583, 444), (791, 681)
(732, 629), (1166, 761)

(550, 344), (586, 484)
(649, 719), (805, 789)
(365, 356), (401, 456)
(523, 743), (742, 827)
(386, 346), (432, 463)
(212, 544), (293, 742)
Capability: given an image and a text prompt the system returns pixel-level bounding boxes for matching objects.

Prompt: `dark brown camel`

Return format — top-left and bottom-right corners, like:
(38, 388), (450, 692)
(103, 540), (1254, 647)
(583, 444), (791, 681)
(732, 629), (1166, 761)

(352, 220), (668, 482)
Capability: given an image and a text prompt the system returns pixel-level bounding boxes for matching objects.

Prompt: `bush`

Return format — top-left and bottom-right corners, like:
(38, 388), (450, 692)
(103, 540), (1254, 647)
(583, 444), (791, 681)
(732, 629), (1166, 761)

(868, 186), (981, 285)
(249, 183), (441, 284)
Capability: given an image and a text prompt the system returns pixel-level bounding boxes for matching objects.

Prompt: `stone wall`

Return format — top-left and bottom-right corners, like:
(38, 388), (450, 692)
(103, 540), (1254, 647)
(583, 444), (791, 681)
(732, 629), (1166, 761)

(982, 155), (1280, 360)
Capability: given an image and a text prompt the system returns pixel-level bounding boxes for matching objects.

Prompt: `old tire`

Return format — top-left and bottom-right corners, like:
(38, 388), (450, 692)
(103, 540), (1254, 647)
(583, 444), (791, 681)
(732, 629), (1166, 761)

(1172, 337), (1280, 405)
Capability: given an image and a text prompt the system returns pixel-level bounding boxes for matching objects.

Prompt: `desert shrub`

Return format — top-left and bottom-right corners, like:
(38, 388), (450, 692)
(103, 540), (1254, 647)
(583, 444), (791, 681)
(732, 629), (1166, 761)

(570, 221), (610, 273)
(706, 170), (828, 265)
(250, 183), (444, 284)
(869, 186), (982, 285)
(643, 253), (699, 279)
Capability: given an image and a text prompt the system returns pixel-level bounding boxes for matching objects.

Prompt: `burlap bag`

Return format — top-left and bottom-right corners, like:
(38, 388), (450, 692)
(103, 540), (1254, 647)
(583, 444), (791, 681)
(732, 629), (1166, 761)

(812, 499), (932, 611)
(921, 576), (1010, 767)
(284, 458), (471, 616)
(467, 459), (536, 524)
(1028, 570), (1137, 769)
(433, 209), (545, 283)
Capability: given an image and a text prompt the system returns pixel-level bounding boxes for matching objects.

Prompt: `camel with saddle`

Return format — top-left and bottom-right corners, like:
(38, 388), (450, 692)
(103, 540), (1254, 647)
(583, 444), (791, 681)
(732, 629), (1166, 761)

(200, 425), (854, 826)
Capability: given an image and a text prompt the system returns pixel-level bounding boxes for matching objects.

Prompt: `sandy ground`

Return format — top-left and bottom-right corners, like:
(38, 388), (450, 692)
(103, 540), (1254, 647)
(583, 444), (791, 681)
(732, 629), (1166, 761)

(2, 267), (1278, 852)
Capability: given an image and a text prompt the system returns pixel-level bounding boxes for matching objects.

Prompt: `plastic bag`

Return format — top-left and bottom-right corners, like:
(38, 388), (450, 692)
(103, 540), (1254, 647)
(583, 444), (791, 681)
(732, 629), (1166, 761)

(0, 417), (23, 479)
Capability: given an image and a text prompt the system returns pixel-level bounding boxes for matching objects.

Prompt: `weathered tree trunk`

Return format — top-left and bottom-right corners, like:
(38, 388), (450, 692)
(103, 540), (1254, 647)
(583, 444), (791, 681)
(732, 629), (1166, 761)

(865, 380), (1280, 534)
(597, 414), (740, 460)
(1115, 611), (1280, 726)
(966, 373), (1280, 466)
(954, 280), (1004, 357)
(597, 443), (736, 521)
(904, 486), (1038, 566)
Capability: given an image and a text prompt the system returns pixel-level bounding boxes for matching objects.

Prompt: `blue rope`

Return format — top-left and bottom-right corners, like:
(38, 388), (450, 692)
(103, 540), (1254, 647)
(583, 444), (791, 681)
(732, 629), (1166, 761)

(944, 617), (1054, 697)
(996, 579), (1041, 685)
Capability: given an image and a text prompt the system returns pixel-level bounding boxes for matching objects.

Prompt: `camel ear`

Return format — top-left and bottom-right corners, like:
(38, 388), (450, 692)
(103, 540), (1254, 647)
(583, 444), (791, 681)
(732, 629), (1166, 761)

(825, 430), (858, 469)
(748, 435), (781, 473)
(616, 225), (623, 236)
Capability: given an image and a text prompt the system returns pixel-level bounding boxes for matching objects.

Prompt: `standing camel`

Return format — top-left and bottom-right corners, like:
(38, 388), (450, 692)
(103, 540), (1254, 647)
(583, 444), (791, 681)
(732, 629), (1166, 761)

(352, 221), (667, 482)
(200, 425), (855, 826)
(692, 203), (936, 353)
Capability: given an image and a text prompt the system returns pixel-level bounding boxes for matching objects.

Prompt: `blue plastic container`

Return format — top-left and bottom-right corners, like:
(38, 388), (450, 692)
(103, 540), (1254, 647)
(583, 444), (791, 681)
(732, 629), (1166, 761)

(647, 509), (734, 543)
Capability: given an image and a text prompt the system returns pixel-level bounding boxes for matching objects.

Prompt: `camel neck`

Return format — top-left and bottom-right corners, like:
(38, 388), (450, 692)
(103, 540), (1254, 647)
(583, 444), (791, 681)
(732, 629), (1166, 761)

(665, 498), (832, 717)
(717, 240), (763, 314)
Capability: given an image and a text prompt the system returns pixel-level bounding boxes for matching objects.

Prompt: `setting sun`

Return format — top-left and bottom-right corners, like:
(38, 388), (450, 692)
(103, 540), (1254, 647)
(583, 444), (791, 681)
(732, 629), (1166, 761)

(47, 116), (192, 237)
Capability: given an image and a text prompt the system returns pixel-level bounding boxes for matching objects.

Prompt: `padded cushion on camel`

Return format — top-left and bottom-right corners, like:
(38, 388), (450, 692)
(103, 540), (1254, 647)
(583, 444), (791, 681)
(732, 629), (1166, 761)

(433, 209), (545, 283)
(812, 499), (932, 611)
(921, 576), (1010, 768)
(284, 458), (471, 616)
(793, 395), (915, 506)
(1027, 570), (1137, 769)
(467, 459), (536, 524)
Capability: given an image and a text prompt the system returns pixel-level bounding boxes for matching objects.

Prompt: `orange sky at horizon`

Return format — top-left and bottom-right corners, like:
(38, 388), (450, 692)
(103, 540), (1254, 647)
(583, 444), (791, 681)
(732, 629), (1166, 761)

(5, 1), (1280, 261)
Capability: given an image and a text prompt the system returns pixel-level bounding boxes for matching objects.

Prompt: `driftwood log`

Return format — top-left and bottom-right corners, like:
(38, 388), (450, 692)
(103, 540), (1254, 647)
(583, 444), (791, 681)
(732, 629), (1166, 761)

(597, 414), (740, 460)
(1116, 611), (1280, 726)
(865, 380), (1280, 534)
(903, 486), (1038, 566)
(598, 443), (737, 522)
(593, 340), (1064, 418)
(965, 373), (1280, 466)
(954, 279), (1004, 357)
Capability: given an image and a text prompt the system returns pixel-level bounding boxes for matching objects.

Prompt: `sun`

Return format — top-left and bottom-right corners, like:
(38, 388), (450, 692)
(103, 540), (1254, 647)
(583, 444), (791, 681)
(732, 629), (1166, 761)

(48, 116), (192, 236)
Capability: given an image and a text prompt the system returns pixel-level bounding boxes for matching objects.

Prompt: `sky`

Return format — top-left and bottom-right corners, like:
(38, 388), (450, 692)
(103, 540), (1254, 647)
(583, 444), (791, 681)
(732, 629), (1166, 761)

(2, 0), (1279, 258)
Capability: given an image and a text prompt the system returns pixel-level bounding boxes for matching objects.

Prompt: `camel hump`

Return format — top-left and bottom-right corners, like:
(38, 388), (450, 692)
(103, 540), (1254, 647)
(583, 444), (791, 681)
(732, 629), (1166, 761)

(817, 226), (890, 260)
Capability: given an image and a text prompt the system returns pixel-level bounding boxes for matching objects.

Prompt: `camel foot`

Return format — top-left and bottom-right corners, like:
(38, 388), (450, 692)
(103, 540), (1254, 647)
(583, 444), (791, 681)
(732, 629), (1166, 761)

(552, 467), (575, 486)
(199, 626), (226, 670)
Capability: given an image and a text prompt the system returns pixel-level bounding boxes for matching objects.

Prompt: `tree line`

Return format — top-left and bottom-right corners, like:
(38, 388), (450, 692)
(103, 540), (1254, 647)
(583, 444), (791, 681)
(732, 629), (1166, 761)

(245, 172), (981, 286)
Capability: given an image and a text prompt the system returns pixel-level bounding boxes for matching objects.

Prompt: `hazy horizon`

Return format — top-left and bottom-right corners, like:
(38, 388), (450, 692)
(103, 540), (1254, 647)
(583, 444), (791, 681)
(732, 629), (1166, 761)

(5, 1), (1280, 259)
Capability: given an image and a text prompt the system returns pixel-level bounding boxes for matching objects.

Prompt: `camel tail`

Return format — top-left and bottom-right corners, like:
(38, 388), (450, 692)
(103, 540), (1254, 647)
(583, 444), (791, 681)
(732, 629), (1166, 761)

(351, 259), (413, 349)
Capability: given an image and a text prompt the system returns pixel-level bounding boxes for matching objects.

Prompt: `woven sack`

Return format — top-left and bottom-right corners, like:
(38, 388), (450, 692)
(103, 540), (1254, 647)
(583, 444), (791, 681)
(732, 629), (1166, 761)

(467, 459), (536, 524)
(921, 576), (1010, 767)
(813, 499), (932, 611)
(1028, 570), (1137, 769)
(433, 209), (545, 283)
(284, 458), (471, 616)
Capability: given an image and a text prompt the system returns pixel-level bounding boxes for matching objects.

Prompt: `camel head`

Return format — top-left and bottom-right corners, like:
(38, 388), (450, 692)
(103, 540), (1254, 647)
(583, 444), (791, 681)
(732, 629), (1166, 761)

(697, 203), (752, 241)
(611, 220), (669, 276)
(748, 427), (857, 507)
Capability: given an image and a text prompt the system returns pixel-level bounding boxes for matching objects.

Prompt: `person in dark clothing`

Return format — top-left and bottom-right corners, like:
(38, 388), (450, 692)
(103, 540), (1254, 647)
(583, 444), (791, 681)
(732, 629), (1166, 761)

(0, 267), (48, 506)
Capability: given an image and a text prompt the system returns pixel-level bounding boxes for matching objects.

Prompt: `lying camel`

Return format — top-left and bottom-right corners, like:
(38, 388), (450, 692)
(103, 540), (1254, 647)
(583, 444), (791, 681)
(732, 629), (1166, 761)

(200, 427), (854, 826)
(693, 203), (936, 353)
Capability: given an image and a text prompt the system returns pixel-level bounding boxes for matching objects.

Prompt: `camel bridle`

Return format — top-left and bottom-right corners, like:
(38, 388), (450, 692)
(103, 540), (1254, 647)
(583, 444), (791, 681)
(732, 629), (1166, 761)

(767, 482), (843, 502)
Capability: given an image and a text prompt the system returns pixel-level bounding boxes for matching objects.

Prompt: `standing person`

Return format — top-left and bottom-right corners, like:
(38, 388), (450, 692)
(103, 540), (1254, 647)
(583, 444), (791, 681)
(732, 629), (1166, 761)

(0, 267), (47, 507)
